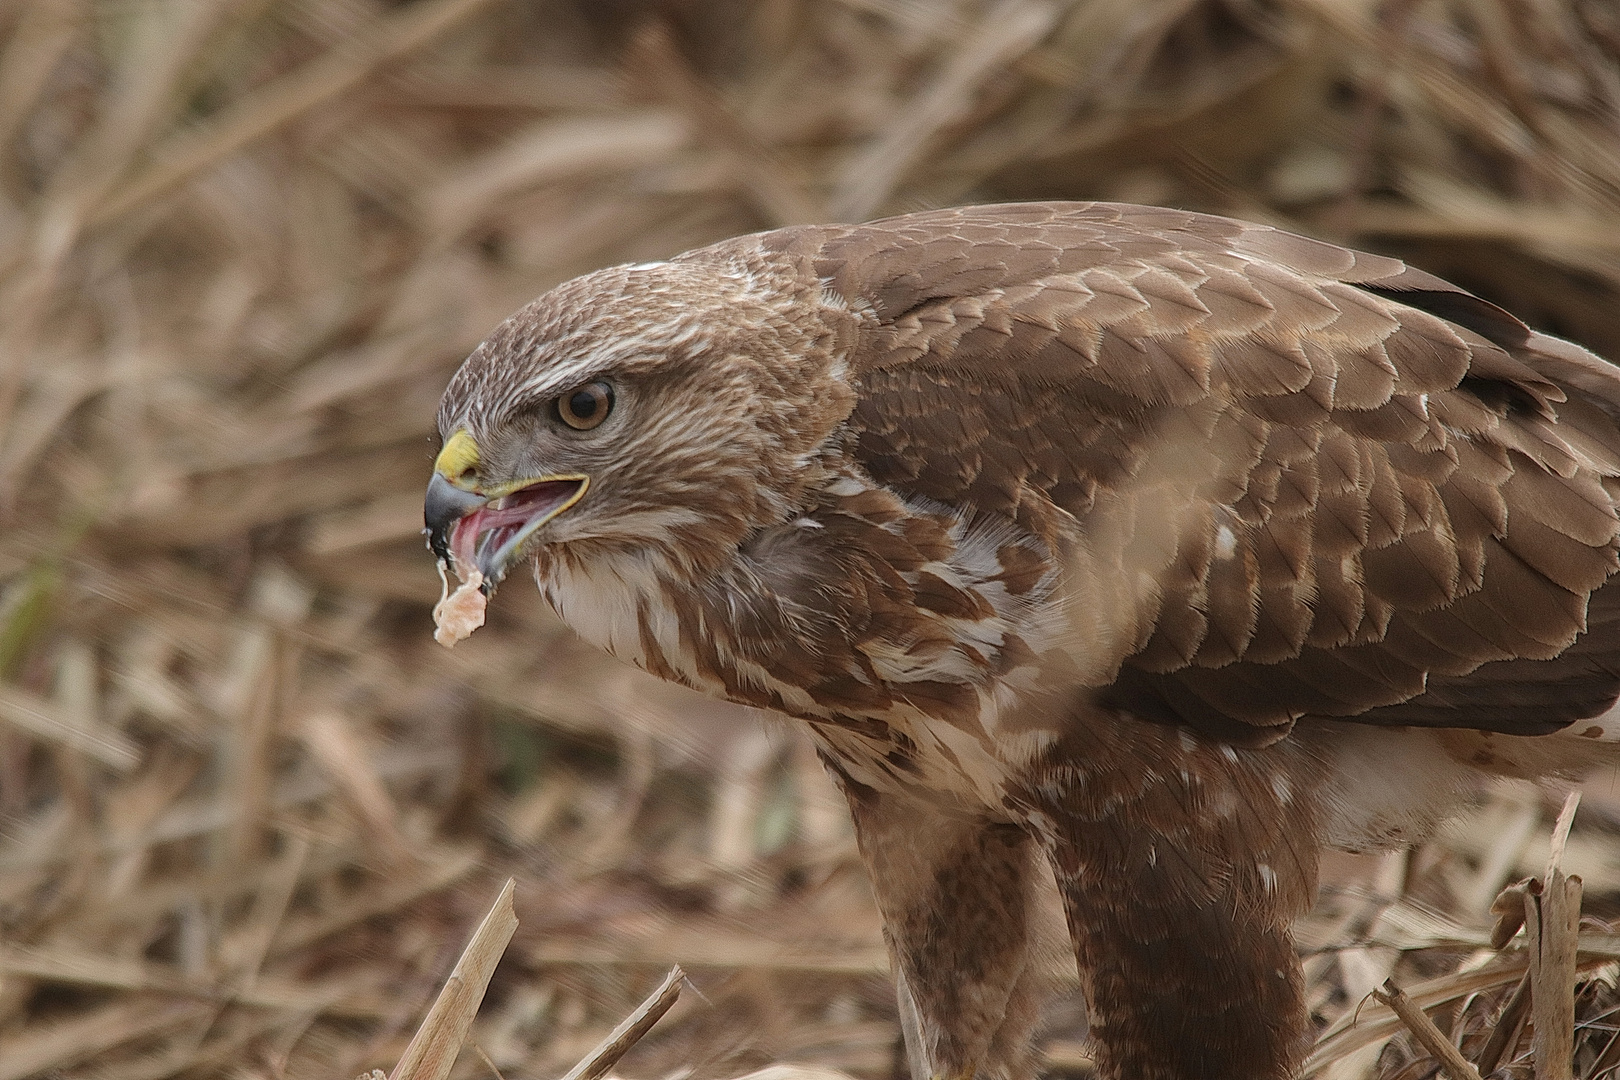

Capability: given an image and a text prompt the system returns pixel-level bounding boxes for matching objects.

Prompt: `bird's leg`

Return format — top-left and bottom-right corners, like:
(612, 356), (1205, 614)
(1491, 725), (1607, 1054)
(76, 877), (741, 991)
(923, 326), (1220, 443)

(1049, 854), (1304, 1080)
(1021, 722), (1320, 1080)
(831, 763), (1047, 1080)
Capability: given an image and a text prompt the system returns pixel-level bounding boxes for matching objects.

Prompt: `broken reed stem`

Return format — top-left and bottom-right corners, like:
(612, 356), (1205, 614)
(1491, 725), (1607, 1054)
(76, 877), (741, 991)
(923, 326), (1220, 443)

(1473, 970), (1531, 1075)
(387, 878), (518, 1080)
(1489, 879), (1533, 949)
(1371, 979), (1483, 1080)
(1463, 794), (1584, 1079)
(1525, 875), (1582, 1080)
(1524, 790), (1582, 1080)
(1547, 791), (1581, 881)
(558, 965), (686, 1080)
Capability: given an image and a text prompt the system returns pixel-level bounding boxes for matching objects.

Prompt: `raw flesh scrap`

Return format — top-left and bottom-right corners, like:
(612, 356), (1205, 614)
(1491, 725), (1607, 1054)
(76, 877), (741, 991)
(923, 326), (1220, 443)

(433, 564), (486, 647)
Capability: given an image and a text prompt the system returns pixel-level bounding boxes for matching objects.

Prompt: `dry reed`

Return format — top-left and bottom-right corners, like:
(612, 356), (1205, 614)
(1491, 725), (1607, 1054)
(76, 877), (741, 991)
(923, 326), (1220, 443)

(3, 0), (1620, 1077)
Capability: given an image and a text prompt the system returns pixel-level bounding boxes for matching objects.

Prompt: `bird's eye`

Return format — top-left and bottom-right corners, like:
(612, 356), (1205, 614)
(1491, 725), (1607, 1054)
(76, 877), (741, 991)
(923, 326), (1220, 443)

(555, 381), (614, 431)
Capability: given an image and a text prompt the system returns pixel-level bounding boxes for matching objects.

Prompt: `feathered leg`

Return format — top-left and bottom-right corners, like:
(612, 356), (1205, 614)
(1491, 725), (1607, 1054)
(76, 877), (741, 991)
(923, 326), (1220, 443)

(1019, 719), (1321, 1080)
(828, 758), (1047, 1080)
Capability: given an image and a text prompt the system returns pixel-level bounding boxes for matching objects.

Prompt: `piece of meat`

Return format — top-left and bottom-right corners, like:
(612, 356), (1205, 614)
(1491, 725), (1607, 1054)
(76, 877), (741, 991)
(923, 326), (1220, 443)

(433, 565), (486, 647)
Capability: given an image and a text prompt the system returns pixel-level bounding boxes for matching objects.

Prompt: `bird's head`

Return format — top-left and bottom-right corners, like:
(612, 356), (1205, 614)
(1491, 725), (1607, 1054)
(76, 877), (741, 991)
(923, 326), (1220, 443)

(424, 249), (858, 595)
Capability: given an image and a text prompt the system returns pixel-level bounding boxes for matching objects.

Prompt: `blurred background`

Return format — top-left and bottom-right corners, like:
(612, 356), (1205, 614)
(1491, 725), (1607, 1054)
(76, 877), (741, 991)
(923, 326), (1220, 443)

(5, 0), (1620, 1076)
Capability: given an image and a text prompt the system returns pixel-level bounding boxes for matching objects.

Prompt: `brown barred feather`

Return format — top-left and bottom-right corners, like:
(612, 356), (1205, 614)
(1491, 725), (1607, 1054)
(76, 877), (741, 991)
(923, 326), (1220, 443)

(778, 203), (1620, 743)
(435, 201), (1620, 1080)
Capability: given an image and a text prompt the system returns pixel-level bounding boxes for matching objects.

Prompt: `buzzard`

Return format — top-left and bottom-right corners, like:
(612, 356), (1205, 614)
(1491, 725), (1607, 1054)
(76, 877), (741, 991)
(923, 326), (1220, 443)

(424, 202), (1620, 1080)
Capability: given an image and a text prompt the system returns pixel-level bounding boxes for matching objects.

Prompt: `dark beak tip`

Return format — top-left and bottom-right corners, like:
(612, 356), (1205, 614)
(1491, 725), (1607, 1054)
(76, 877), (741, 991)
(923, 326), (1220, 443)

(424, 473), (490, 567)
(424, 525), (449, 564)
(424, 472), (489, 532)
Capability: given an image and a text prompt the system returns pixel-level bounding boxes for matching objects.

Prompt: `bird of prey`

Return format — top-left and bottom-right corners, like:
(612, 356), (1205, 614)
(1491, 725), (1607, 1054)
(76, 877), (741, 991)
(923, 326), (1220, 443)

(424, 202), (1620, 1080)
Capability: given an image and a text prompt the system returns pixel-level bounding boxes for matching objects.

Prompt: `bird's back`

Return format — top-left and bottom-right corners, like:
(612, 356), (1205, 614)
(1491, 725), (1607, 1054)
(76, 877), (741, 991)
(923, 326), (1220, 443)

(430, 201), (1620, 1080)
(743, 201), (1620, 752)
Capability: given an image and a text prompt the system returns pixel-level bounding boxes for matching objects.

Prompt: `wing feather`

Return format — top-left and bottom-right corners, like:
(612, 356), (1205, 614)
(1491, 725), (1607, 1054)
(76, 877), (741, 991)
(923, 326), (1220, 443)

(777, 202), (1620, 743)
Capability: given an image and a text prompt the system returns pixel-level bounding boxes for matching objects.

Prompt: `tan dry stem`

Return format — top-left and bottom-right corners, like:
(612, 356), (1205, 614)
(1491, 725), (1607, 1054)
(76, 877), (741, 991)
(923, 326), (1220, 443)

(388, 878), (518, 1080)
(1370, 979), (1483, 1080)
(8, 1), (1620, 1077)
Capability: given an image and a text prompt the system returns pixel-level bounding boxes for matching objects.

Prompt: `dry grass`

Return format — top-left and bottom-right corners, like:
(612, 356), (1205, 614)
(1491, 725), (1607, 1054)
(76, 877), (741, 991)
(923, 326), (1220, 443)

(4, 0), (1620, 1076)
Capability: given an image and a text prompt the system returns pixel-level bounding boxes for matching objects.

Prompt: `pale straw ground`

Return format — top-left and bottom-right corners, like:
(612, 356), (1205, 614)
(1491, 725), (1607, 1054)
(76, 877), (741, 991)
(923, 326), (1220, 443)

(5, 1), (1620, 1076)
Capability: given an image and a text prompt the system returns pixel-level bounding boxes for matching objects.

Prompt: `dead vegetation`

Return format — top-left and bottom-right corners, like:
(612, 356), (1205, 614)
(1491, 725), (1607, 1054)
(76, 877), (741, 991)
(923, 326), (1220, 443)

(4, 0), (1620, 1076)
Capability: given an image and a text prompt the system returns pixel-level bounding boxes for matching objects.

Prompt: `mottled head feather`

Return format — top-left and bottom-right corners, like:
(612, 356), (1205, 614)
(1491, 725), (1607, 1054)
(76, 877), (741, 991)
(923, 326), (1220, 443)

(436, 236), (860, 569)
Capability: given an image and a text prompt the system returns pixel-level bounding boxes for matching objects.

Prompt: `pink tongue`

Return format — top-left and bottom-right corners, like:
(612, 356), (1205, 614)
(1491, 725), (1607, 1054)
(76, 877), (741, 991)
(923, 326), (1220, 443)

(450, 514), (481, 577)
(445, 481), (579, 579)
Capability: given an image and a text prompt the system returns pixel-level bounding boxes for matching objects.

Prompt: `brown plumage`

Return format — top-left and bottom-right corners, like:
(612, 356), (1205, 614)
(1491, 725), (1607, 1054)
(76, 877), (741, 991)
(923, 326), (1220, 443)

(425, 202), (1620, 1080)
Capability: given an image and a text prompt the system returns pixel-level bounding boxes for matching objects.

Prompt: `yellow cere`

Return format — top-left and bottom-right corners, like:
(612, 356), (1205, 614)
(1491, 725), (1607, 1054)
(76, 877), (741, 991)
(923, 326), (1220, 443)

(435, 429), (481, 488)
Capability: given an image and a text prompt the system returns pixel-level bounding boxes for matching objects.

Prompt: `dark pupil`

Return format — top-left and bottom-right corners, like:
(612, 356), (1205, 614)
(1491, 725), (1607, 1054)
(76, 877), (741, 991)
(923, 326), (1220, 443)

(569, 389), (598, 419)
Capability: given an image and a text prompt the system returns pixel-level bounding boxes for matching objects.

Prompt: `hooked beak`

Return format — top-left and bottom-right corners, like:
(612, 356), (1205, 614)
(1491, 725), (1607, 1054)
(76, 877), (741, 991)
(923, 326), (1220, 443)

(423, 430), (588, 593)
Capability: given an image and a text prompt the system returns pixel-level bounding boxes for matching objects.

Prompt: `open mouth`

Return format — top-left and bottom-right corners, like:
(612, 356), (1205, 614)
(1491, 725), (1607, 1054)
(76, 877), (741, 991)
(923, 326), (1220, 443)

(425, 475), (587, 592)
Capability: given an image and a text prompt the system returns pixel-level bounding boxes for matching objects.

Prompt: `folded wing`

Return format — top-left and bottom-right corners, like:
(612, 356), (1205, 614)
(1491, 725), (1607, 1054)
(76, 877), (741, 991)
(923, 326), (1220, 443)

(788, 201), (1620, 745)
